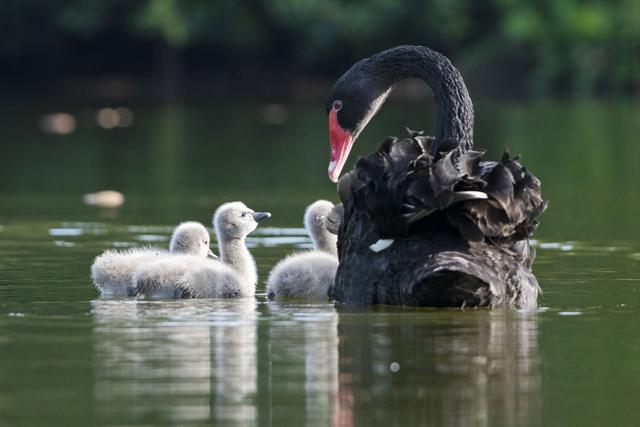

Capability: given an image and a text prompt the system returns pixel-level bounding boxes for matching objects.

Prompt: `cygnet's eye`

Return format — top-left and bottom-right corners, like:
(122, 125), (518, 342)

(241, 212), (247, 217)
(332, 100), (342, 111)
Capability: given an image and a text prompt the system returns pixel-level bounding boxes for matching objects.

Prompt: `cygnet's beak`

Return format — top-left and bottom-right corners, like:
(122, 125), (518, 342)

(207, 249), (218, 260)
(253, 212), (271, 222)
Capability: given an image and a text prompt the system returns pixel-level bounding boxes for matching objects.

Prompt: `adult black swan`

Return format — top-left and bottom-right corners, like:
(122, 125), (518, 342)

(325, 45), (547, 308)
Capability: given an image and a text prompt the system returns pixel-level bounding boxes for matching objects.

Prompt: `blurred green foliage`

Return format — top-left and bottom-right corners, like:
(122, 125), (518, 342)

(0, 0), (638, 95)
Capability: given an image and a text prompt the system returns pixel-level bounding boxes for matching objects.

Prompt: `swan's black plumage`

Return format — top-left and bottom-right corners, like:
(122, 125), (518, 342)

(326, 46), (547, 308)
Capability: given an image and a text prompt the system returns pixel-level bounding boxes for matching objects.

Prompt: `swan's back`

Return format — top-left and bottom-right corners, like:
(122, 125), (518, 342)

(267, 251), (338, 299)
(91, 247), (166, 296)
(333, 131), (546, 308)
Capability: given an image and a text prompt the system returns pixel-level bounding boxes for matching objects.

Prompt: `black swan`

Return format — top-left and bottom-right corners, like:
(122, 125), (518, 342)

(325, 45), (547, 308)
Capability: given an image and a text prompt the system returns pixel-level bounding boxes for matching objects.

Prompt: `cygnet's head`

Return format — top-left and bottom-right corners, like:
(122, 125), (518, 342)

(304, 200), (338, 255)
(170, 221), (217, 259)
(214, 202), (271, 241)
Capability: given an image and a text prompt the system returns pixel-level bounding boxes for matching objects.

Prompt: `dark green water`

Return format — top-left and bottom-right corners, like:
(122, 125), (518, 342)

(0, 100), (639, 426)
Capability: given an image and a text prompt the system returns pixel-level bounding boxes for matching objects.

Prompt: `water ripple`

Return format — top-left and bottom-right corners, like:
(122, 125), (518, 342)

(48, 227), (83, 237)
(247, 236), (310, 247)
(538, 242), (575, 251)
(137, 234), (168, 242)
(127, 225), (174, 233)
(253, 227), (307, 236)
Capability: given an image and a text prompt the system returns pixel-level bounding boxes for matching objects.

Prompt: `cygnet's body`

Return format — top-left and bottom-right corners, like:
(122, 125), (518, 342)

(135, 202), (270, 299)
(267, 200), (339, 299)
(91, 221), (215, 296)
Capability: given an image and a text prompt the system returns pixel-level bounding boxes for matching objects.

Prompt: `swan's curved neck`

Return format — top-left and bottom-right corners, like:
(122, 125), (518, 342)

(219, 237), (257, 295)
(365, 46), (474, 151)
(311, 227), (338, 257)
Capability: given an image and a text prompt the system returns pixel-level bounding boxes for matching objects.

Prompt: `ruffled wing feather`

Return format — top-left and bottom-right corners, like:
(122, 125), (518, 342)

(339, 130), (547, 245)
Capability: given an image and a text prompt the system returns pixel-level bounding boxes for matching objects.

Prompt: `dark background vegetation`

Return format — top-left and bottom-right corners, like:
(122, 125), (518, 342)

(1, 0), (638, 101)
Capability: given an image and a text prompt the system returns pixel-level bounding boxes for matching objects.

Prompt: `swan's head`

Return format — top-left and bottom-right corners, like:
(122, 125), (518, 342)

(169, 221), (217, 259)
(326, 56), (393, 183)
(214, 202), (271, 241)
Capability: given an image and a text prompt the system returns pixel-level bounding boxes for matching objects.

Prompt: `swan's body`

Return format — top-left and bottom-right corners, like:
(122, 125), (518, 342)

(267, 200), (339, 299)
(135, 202), (270, 299)
(91, 221), (215, 296)
(325, 45), (546, 308)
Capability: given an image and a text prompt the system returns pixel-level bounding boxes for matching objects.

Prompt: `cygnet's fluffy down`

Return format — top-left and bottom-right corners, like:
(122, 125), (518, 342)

(91, 221), (214, 296)
(267, 251), (338, 299)
(133, 255), (240, 298)
(181, 259), (249, 298)
(168, 221), (217, 259)
(135, 202), (270, 299)
(267, 200), (339, 300)
(91, 247), (167, 296)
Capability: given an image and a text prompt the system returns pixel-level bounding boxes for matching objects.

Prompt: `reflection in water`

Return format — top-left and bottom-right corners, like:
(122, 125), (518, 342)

(211, 301), (258, 425)
(265, 303), (339, 426)
(337, 309), (540, 427)
(92, 299), (258, 425)
(91, 299), (340, 426)
(92, 300), (538, 426)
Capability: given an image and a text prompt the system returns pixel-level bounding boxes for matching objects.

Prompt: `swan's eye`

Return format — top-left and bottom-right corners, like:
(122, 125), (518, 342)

(241, 212), (247, 217)
(332, 100), (342, 111)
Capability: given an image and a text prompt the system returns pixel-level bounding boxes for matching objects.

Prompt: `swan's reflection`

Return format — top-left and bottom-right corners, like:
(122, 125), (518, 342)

(92, 298), (340, 426)
(265, 302), (339, 426)
(92, 298), (258, 426)
(336, 309), (541, 427)
(92, 299), (538, 426)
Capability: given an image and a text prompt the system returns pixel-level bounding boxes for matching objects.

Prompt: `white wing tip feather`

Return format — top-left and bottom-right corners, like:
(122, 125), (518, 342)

(369, 239), (394, 253)
(451, 191), (488, 203)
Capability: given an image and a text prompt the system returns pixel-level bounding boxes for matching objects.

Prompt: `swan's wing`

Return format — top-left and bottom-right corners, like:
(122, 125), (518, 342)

(339, 130), (547, 246)
(447, 151), (547, 242)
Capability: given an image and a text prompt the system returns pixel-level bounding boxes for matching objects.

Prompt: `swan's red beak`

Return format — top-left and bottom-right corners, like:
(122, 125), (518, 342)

(328, 110), (353, 183)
